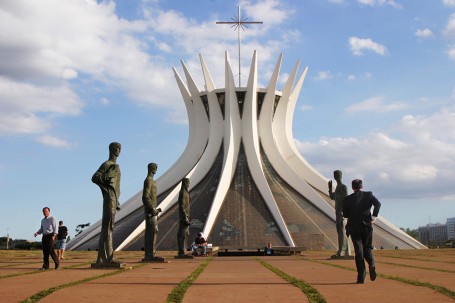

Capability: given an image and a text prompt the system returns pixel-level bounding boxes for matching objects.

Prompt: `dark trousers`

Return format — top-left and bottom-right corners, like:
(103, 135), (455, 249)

(350, 226), (374, 282)
(144, 215), (158, 260)
(97, 205), (116, 263)
(177, 222), (189, 255)
(42, 234), (59, 269)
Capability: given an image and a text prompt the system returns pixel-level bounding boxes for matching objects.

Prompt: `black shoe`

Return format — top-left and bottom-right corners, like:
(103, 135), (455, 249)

(369, 266), (376, 281)
(357, 270), (366, 284)
(55, 263), (60, 270)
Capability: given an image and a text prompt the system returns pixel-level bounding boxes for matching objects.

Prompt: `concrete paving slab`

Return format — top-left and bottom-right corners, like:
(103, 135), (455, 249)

(39, 259), (203, 303)
(264, 256), (453, 303)
(184, 257), (309, 303)
(378, 256), (455, 272)
(1, 249), (454, 303)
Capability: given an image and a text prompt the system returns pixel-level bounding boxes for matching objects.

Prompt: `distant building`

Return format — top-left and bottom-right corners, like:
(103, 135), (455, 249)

(418, 223), (448, 246)
(447, 217), (455, 240)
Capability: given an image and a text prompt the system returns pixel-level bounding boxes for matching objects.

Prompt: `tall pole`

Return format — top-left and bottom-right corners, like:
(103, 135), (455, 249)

(237, 6), (241, 87)
(6, 228), (10, 250)
(216, 6), (263, 87)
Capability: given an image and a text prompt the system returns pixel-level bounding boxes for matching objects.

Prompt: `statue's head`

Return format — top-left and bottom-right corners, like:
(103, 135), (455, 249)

(109, 142), (121, 157)
(333, 170), (342, 180)
(182, 178), (190, 189)
(352, 179), (363, 191)
(148, 163), (158, 174)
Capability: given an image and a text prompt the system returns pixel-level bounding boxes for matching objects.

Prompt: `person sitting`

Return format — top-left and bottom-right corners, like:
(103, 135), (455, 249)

(192, 232), (208, 256)
(264, 243), (274, 256)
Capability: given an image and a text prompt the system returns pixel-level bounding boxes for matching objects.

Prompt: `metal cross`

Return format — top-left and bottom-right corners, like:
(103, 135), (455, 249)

(216, 6), (263, 87)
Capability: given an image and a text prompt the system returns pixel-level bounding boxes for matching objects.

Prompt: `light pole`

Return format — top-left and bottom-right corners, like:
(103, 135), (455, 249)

(6, 228), (10, 250)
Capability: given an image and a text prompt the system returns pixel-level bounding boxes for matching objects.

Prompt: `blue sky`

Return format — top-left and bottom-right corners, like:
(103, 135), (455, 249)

(1, 0), (455, 241)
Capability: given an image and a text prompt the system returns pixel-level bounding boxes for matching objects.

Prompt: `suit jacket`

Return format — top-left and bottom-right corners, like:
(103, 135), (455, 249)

(343, 191), (381, 236)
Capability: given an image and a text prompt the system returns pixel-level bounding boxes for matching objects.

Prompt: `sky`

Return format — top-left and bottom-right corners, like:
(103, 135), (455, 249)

(1, 0), (455, 241)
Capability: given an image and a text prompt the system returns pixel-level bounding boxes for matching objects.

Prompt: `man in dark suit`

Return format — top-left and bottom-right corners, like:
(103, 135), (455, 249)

(343, 179), (381, 284)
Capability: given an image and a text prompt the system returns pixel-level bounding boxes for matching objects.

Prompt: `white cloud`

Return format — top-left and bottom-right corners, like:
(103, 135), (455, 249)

(100, 97), (110, 105)
(0, 113), (50, 136)
(139, 2), (293, 98)
(443, 0), (455, 7)
(349, 36), (388, 56)
(357, 0), (402, 8)
(398, 107), (455, 141)
(347, 72), (372, 81)
(0, 0), (297, 137)
(157, 41), (172, 52)
(346, 96), (407, 113)
(0, 0), (300, 143)
(0, 0), (205, 137)
(0, 76), (83, 135)
(314, 70), (333, 81)
(62, 68), (78, 80)
(449, 46), (455, 59)
(445, 14), (455, 59)
(243, 0), (292, 27)
(295, 105), (455, 199)
(415, 28), (434, 38)
(444, 14), (455, 36)
(36, 135), (74, 149)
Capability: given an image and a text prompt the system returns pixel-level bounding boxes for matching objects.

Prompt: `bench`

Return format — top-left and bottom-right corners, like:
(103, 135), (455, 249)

(268, 246), (305, 255)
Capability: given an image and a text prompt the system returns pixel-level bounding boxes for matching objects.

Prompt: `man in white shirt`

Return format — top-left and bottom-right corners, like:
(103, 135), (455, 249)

(34, 207), (59, 270)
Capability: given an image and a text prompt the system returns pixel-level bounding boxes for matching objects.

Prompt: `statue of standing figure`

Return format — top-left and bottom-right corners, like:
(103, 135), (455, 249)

(142, 163), (165, 262)
(176, 178), (192, 258)
(91, 142), (124, 268)
(328, 170), (351, 258)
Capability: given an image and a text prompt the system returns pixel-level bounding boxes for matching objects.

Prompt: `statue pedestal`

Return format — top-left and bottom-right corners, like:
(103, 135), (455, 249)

(142, 256), (169, 263)
(174, 254), (194, 259)
(91, 261), (126, 269)
(330, 254), (354, 260)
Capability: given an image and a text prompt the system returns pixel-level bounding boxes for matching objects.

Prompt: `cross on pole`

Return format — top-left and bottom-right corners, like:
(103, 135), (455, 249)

(216, 6), (263, 87)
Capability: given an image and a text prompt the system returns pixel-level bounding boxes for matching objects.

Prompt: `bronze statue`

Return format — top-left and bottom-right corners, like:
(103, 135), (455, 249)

(91, 142), (122, 265)
(142, 163), (164, 262)
(328, 170), (350, 258)
(177, 178), (191, 257)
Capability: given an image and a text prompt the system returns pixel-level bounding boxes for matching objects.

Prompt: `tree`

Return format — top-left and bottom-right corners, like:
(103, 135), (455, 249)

(75, 223), (91, 236)
(400, 227), (418, 240)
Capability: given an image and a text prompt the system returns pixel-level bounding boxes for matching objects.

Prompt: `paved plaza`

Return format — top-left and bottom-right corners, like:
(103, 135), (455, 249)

(0, 249), (454, 302)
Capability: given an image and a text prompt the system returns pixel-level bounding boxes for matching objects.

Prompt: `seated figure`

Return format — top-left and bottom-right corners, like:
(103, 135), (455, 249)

(264, 243), (274, 256)
(192, 232), (208, 256)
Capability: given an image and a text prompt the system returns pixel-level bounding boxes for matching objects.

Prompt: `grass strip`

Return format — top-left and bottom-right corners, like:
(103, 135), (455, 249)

(380, 274), (455, 300)
(0, 262), (30, 268)
(256, 258), (327, 303)
(378, 254), (455, 264)
(166, 257), (212, 303)
(303, 257), (455, 301)
(377, 260), (455, 274)
(0, 262), (92, 280)
(0, 270), (45, 280)
(20, 263), (147, 303)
